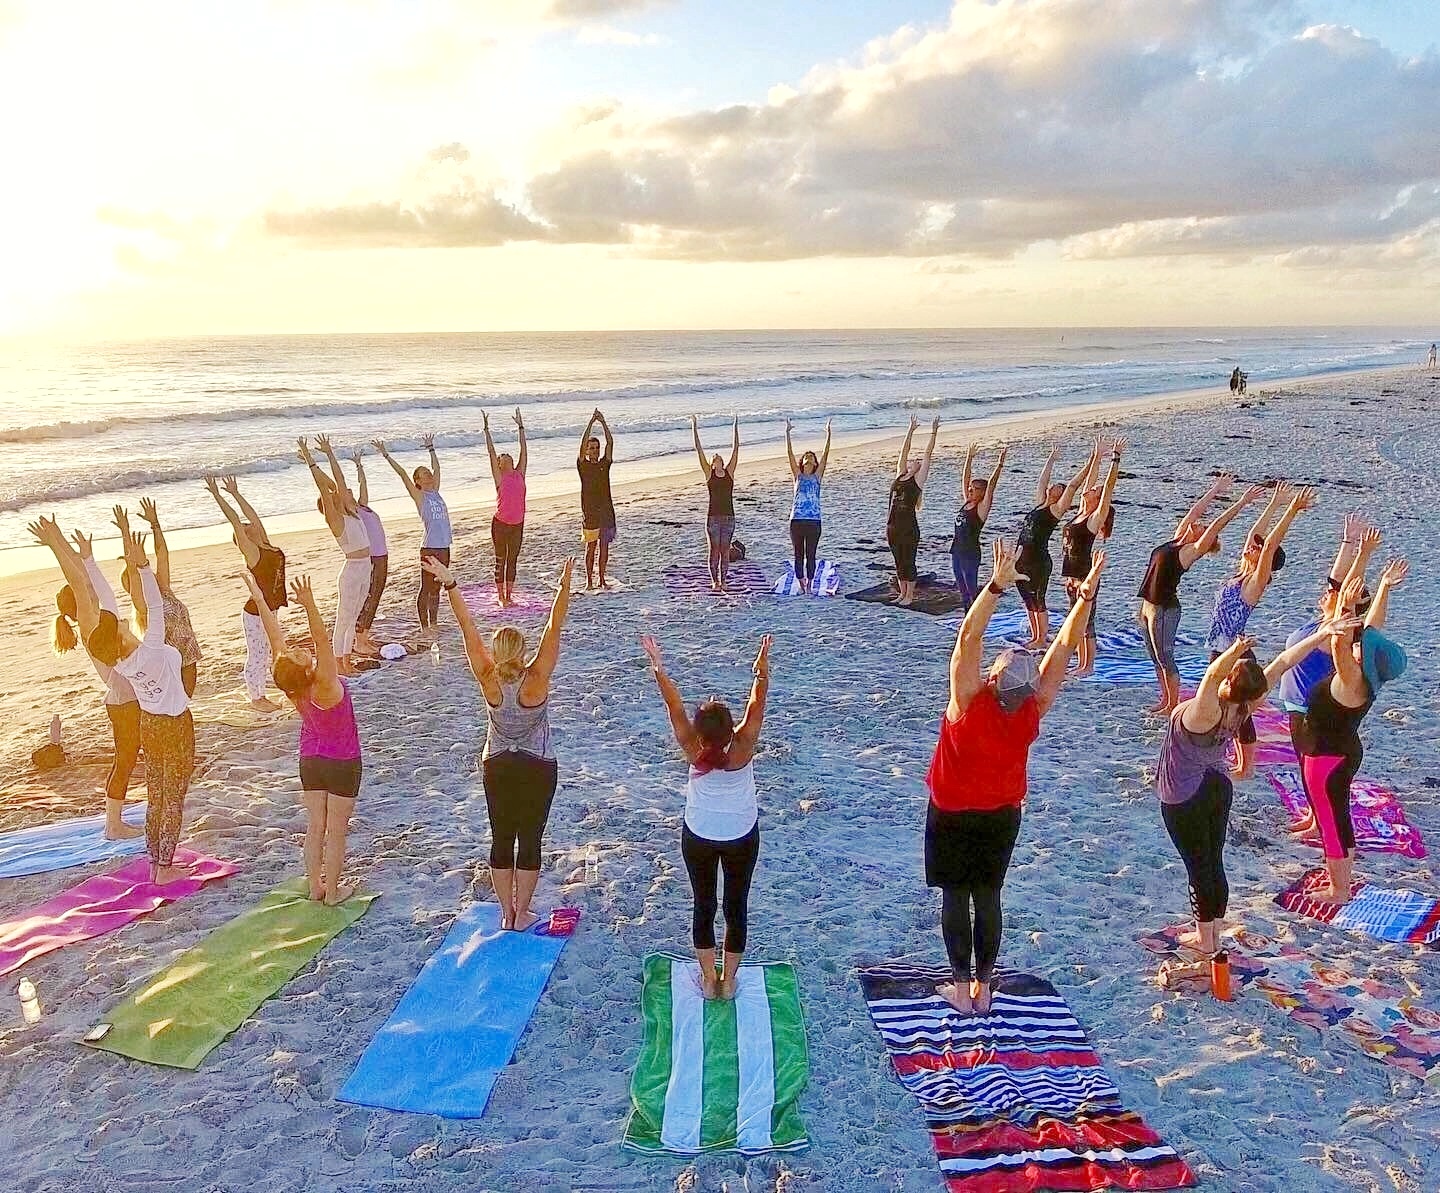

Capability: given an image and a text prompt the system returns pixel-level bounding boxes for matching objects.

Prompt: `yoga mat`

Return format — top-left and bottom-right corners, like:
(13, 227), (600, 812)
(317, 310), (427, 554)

(1268, 770), (1426, 859)
(772, 560), (841, 597)
(860, 964), (1195, 1192)
(662, 560), (771, 596)
(624, 953), (810, 1156)
(84, 878), (377, 1070)
(1140, 923), (1440, 1082)
(0, 804), (147, 880)
(1276, 870), (1440, 946)
(338, 901), (577, 1117)
(0, 849), (236, 977)
(1075, 651), (1209, 686)
(846, 579), (971, 617)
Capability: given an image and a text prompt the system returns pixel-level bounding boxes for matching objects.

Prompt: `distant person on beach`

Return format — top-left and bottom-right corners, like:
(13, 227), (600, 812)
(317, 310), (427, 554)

(642, 630), (772, 1001)
(485, 409), (529, 607)
(372, 435), (450, 638)
(349, 448), (388, 656)
(1136, 475), (1264, 715)
(950, 442), (1005, 611)
(204, 473), (287, 710)
(785, 418), (832, 594)
(578, 409), (617, 590)
(1061, 437), (1125, 677)
(427, 554), (574, 931)
(88, 515), (196, 885)
(1427, 343), (1437, 370)
(1238, 372), (1248, 396)
(1229, 367), (1241, 395)
(1153, 621), (1350, 987)
(692, 413), (741, 593)
(126, 498), (203, 697)
(926, 540), (1105, 1015)
(29, 516), (143, 840)
(887, 415), (940, 607)
(298, 436), (370, 676)
(242, 572), (363, 904)
(1015, 441), (1094, 647)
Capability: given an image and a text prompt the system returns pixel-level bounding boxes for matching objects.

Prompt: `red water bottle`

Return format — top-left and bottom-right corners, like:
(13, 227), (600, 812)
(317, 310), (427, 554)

(1211, 951), (1232, 1001)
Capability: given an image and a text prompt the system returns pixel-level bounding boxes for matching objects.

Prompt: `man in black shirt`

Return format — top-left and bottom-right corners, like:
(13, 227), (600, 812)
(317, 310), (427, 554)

(578, 408), (617, 589)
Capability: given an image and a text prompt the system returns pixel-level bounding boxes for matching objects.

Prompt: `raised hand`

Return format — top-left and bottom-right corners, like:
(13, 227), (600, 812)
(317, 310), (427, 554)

(221, 475), (241, 496)
(1339, 574), (1365, 612)
(513, 409), (523, 429)
(421, 433), (436, 451)
(824, 418), (832, 435)
(1290, 485), (1318, 512)
(557, 556), (575, 591)
(315, 432), (333, 454)
(1239, 483), (1267, 505)
(1359, 524), (1382, 554)
(351, 447), (364, 464)
(296, 437), (313, 461)
(1342, 511), (1364, 542)
(1210, 472), (1235, 497)
(420, 555), (454, 586)
(111, 505), (131, 536)
(1324, 615), (1363, 640)
(785, 418), (793, 433)
(1111, 437), (1129, 456)
(1225, 634), (1258, 661)
(370, 439), (388, 454)
(754, 633), (773, 677)
(1079, 549), (1107, 600)
(1378, 557), (1409, 587)
(239, 571), (264, 602)
(138, 497), (160, 526)
(27, 516), (58, 546)
(122, 529), (148, 566)
(930, 416), (940, 433)
(989, 539), (1027, 590)
(1046, 444), (1061, 462)
(996, 444), (1009, 465)
(289, 575), (316, 608)
(908, 414), (919, 431)
(203, 476), (221, 499)
(964, 442), (976, 461)
(640, 634), (663, 671)
(70, 529), (94, 559)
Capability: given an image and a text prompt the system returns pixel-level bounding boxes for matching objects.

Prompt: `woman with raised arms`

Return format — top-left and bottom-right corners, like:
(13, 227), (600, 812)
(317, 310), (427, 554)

(784, 418), (832, 594)
(692, 414), (741, 593)
(887, 415), (940, 607)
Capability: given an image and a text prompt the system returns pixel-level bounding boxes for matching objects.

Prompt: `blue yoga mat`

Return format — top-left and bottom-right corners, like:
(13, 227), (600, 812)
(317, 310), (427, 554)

(0, 804), (147, 880)
(1077, 650), (1208, 686)
(338, 901), (575, 1117)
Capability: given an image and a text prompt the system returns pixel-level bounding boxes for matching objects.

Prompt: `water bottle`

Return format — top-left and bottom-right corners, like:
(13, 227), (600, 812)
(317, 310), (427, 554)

(1210, 951), (1233, 1002)
(17, 977), (40, 1025)
(430, 639), (441, 667)
(585, 845), (599, 884)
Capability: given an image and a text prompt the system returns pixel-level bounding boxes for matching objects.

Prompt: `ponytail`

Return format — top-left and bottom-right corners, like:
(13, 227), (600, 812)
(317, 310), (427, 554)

(52, 586), (79, 654)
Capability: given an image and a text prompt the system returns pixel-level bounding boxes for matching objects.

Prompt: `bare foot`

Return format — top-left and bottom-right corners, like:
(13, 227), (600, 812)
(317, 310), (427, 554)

(324, 884), (356, 906)
(513, 909), (539, 932)
(896, 596), (914, 607)
(972, 980), (994, 1016)
(600, 579), (614, 589)
(500, 910), (516, 930)
(718, 975), (738, 1001)
(249, 697), (280, 713)
(1073, 665), (1093, 678)
(153, 864), (191, 886)
(105, 822), (144, 841)
(699, 972), (720, 1000)
(308, 884), (326, 902)
(1309, 885), (1350, 906)
(936, 981), (974, 1014)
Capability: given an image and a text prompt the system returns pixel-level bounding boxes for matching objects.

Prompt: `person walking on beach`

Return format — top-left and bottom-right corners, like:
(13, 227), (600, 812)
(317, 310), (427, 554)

(641, 631), (771, 1001)
(29, 516), (143, 840)
(926, 540), (1105, 1015)
(951, 443), (1005, 611)
(1427, 344), (1437, 371)
(485, 409), (529, 607)
(426, 554), (574, 931)
(887, 415), (940, 607)
(372, 435), (451, 638)
(241, 571), (364, 904)
(1136, 475), (1265, 715)
(1060, 438), (1125, 677)
(692, 414), (741, 593)
(204, 474), (287, 710)
(785, 418), (832, 594)
(88, 513), (196, 884)
(1153, 622), (1353, 988)
(127, 498), (203, 697)
(299, 436), (370, 676)
(1015, 441), (1094, 647)
(578, 409), (617, 590)
(350, 448), (389, 656)
(1229, 367), (1241, 395)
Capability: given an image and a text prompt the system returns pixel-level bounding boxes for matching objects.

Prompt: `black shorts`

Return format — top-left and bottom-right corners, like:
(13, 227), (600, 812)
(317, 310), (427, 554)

(924, 803), (1022, 889)
(299, 755), (363, 799)
(1015, 559), (1051, 612)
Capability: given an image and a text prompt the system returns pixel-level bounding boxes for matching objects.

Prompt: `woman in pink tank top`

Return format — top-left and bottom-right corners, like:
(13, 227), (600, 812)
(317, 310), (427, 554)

(484, 408), (529, 607)
(241, 572), (363, 906)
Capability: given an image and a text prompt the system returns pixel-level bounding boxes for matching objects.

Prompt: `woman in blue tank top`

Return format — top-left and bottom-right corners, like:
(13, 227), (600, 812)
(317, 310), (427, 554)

(784, 419), (831, 594)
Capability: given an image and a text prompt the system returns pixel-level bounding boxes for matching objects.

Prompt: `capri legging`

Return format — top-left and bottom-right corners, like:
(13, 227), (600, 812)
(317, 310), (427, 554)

(1302, 751), (1360, 859)
(333, 557), (370, 657)
(105, 701), (142, 804)
(1142, 602), (1181, 673)
(887, 517), (920, 583)
(1161, 769), (1232, 923)
(139, 709), (194, 868)
(681, 822), (759, 952)
(789, 518), (821, 582)
(492, 518), (524, 587)
(482, 750), (557, 871)
(417, 547), (449, 629)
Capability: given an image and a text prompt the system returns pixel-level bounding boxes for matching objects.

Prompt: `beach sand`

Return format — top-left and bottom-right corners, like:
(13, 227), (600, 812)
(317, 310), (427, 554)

(2, 364), (1438, 1191)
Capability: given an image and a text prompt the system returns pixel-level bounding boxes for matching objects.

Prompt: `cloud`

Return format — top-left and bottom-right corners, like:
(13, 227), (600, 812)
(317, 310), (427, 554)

(575, 25), (664, 46)
(547, 0), (672, 18)
(264, 191), (549, 248)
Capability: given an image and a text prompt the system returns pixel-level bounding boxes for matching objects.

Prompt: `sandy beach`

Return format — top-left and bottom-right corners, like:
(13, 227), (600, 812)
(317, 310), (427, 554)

(3, 364), (1439, 1192)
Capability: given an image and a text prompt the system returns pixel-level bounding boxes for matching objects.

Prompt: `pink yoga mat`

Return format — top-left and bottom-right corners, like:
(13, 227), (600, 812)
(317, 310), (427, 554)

(0, 849), (238, 976)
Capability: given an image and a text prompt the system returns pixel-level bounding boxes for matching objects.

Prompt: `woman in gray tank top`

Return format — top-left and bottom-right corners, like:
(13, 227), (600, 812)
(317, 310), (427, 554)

(426, 554), (574, 931)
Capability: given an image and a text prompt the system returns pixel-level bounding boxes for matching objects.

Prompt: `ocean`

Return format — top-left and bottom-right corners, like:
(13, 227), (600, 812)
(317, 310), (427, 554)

(0, 327), (1428, 561)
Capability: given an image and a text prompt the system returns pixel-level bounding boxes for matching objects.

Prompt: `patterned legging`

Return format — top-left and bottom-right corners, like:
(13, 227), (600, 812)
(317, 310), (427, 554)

(139, 709), (194, 867)
(242, 610), (271, 701)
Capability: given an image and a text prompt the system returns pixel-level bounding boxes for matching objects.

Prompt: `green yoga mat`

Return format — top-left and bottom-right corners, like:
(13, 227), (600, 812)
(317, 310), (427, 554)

(83, 878), (378, 1070)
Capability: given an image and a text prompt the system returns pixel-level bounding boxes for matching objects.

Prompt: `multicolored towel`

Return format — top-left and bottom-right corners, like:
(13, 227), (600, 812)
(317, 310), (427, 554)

(0, 849), (237, 977)
(623, 954), (809, 1155)
(339, 901), (577, 1117)
(662, 560), (772, 597)
(85, 878), (377, 1069)
(859, 964), (1195, 1191)
(1268, 770), (1426, 859)
(773, 560), (841, 597)
(1139, 923), (1440, 1082)
(1276, 870), (1440, 946)
(1249, 704), (1298, 768)
(0, 804), (147, 880)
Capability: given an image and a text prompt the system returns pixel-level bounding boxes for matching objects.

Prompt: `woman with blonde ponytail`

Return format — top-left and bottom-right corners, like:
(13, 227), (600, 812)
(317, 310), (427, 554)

(426, 553), (575, 931)
(30, 516), (143, 840)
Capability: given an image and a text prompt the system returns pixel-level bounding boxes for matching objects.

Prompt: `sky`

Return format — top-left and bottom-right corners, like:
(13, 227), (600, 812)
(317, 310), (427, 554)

(1, 0), (1436, 339)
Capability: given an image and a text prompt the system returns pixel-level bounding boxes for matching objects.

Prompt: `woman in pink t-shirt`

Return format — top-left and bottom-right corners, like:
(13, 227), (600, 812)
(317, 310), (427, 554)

(484, 408), (529, 607)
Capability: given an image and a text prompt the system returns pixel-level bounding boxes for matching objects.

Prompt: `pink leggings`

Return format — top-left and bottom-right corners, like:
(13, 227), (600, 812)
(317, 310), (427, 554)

(1301, 752), (1358, 860)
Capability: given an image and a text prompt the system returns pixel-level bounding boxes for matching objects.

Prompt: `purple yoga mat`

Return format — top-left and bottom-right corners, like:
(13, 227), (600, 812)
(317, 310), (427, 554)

(0, 848), (238, 976)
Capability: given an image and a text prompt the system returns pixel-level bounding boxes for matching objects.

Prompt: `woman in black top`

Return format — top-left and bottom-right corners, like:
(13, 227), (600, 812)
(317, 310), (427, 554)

(1060, 438), (1125, 675)
(692, 414), (740, 593)
(1015, 442), (1094, 647)
(887, 416), (940, 606)
(578, 409), (617, 589)
(950, 443), (1005, 612)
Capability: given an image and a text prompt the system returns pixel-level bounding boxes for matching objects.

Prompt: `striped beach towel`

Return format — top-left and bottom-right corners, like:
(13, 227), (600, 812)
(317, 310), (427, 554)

(1276, 869), (1440, 946)
(860, 965), (1194, 1191)
(773, 560), (841, 596)
(662, 560), (772, 597)
(623, 953), (809, 1155)
(1268, 770), (1426, 859)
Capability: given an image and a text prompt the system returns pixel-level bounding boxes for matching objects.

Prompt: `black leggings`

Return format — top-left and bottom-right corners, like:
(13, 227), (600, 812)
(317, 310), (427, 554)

(418, 547), (449, 629)
(482, 751), (557, 870)
(358, 555), (388, 633)
(943, 886), (1004, 984)
(492, 518), (524, 586)
(927, 804), (1021, 983)
(790, 519), (821, 581)
(1161, 769), (1233, 923)
(681, 822), (759, 952)
(105, 701), (141, 804)
(887, 519), (919, 583)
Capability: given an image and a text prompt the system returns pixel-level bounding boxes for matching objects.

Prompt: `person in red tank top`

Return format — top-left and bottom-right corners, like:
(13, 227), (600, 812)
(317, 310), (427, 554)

(925, 539), (1106, 1015)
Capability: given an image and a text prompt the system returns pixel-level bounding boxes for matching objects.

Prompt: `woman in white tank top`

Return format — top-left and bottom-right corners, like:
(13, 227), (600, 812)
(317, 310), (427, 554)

(300, 435), (372, 675)
(642, 632), (772, 1001)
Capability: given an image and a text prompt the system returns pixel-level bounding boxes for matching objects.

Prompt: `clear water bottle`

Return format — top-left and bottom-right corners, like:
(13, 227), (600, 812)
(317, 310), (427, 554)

(17, 977), (40, 1025)
(430, 640), (441, 667)
(584, 844), (599, 884)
